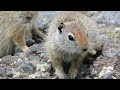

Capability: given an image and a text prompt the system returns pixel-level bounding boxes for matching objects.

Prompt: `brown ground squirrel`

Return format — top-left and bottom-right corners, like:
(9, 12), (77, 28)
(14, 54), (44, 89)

(0, 11), (45, 58)
(45, 11), (100, 79)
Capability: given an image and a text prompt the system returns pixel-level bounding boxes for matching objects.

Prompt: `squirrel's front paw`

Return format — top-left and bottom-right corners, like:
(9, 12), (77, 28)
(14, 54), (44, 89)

(69, 69), (77, 79)
(55, 70), (67, 79)
(87, 47), (96, 55)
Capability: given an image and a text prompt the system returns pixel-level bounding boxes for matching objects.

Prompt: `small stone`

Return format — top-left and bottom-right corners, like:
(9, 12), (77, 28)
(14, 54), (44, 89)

(0, 56), (19, 64)
(116, 51), (120, 57)
(6, 69), (13, 77)
(16, 63), (36, 74)
(102, 47), (119, 58)
(26, 39), (35, 47)
(0, 67), (5, 76)
(98, 66), (113, 78)
(102, 72), (115, 79)
(36, 63), (49, 71)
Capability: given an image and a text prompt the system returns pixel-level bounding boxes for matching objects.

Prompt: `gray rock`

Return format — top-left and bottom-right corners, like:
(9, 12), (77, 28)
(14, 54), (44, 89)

(29, 43), (45, 54)
(16, 63), (36, 74)
(103, 49), (116, 58)
(25, 33), (35, 47)
(102, 72), (115, 79)
(0, 67), (5, 76)
(96, 11), (120, 26)
(0, 55), (19, 65)
(26, 39), (35, 47)
(116, 51), (120, 57)
(5, 68), (14, 77)
(102, 42), (120, 58)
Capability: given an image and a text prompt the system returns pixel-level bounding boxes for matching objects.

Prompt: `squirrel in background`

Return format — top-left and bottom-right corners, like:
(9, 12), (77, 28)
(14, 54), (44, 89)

(0, 11), (45, 58)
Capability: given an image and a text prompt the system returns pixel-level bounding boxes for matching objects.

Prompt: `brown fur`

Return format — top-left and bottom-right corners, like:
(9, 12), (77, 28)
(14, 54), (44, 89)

(0, 11), (45, 58)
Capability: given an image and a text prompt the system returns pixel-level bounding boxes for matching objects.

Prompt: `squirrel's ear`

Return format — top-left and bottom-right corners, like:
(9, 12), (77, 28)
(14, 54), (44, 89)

(58, 23), (64, 33)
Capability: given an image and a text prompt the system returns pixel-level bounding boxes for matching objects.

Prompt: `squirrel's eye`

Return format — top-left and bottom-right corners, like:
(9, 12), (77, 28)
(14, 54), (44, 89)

(68, 35), (74, 41)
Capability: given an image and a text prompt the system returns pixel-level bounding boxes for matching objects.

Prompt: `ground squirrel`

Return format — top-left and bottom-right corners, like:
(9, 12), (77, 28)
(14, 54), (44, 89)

(0, 11), (45, 58)
(45, 11), (100, 79)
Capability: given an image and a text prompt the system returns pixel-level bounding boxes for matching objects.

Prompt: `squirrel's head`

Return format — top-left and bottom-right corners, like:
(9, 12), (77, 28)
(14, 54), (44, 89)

(54, 21), (88, 54)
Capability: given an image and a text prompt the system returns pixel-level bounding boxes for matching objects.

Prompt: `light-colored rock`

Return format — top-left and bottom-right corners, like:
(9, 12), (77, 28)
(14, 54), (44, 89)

(96, 11), (120, 26)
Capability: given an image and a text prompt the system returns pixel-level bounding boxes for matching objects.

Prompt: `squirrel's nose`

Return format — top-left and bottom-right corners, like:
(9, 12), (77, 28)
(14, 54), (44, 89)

(82, 48), (88, 51)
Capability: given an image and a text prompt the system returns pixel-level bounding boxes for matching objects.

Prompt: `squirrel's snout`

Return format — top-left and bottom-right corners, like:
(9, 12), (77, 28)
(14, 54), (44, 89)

(82, 48), (88, 51)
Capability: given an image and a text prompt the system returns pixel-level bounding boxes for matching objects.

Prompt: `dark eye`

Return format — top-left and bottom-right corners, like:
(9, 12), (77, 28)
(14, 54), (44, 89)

(68, 35), (74, 41)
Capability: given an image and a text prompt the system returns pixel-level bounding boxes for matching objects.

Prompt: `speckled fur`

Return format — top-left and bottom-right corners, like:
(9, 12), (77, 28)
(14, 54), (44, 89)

(45, 11), (99, 79)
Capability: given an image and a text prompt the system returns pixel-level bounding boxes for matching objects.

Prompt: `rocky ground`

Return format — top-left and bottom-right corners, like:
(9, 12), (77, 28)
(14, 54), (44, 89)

(0, 11), (120, 79)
